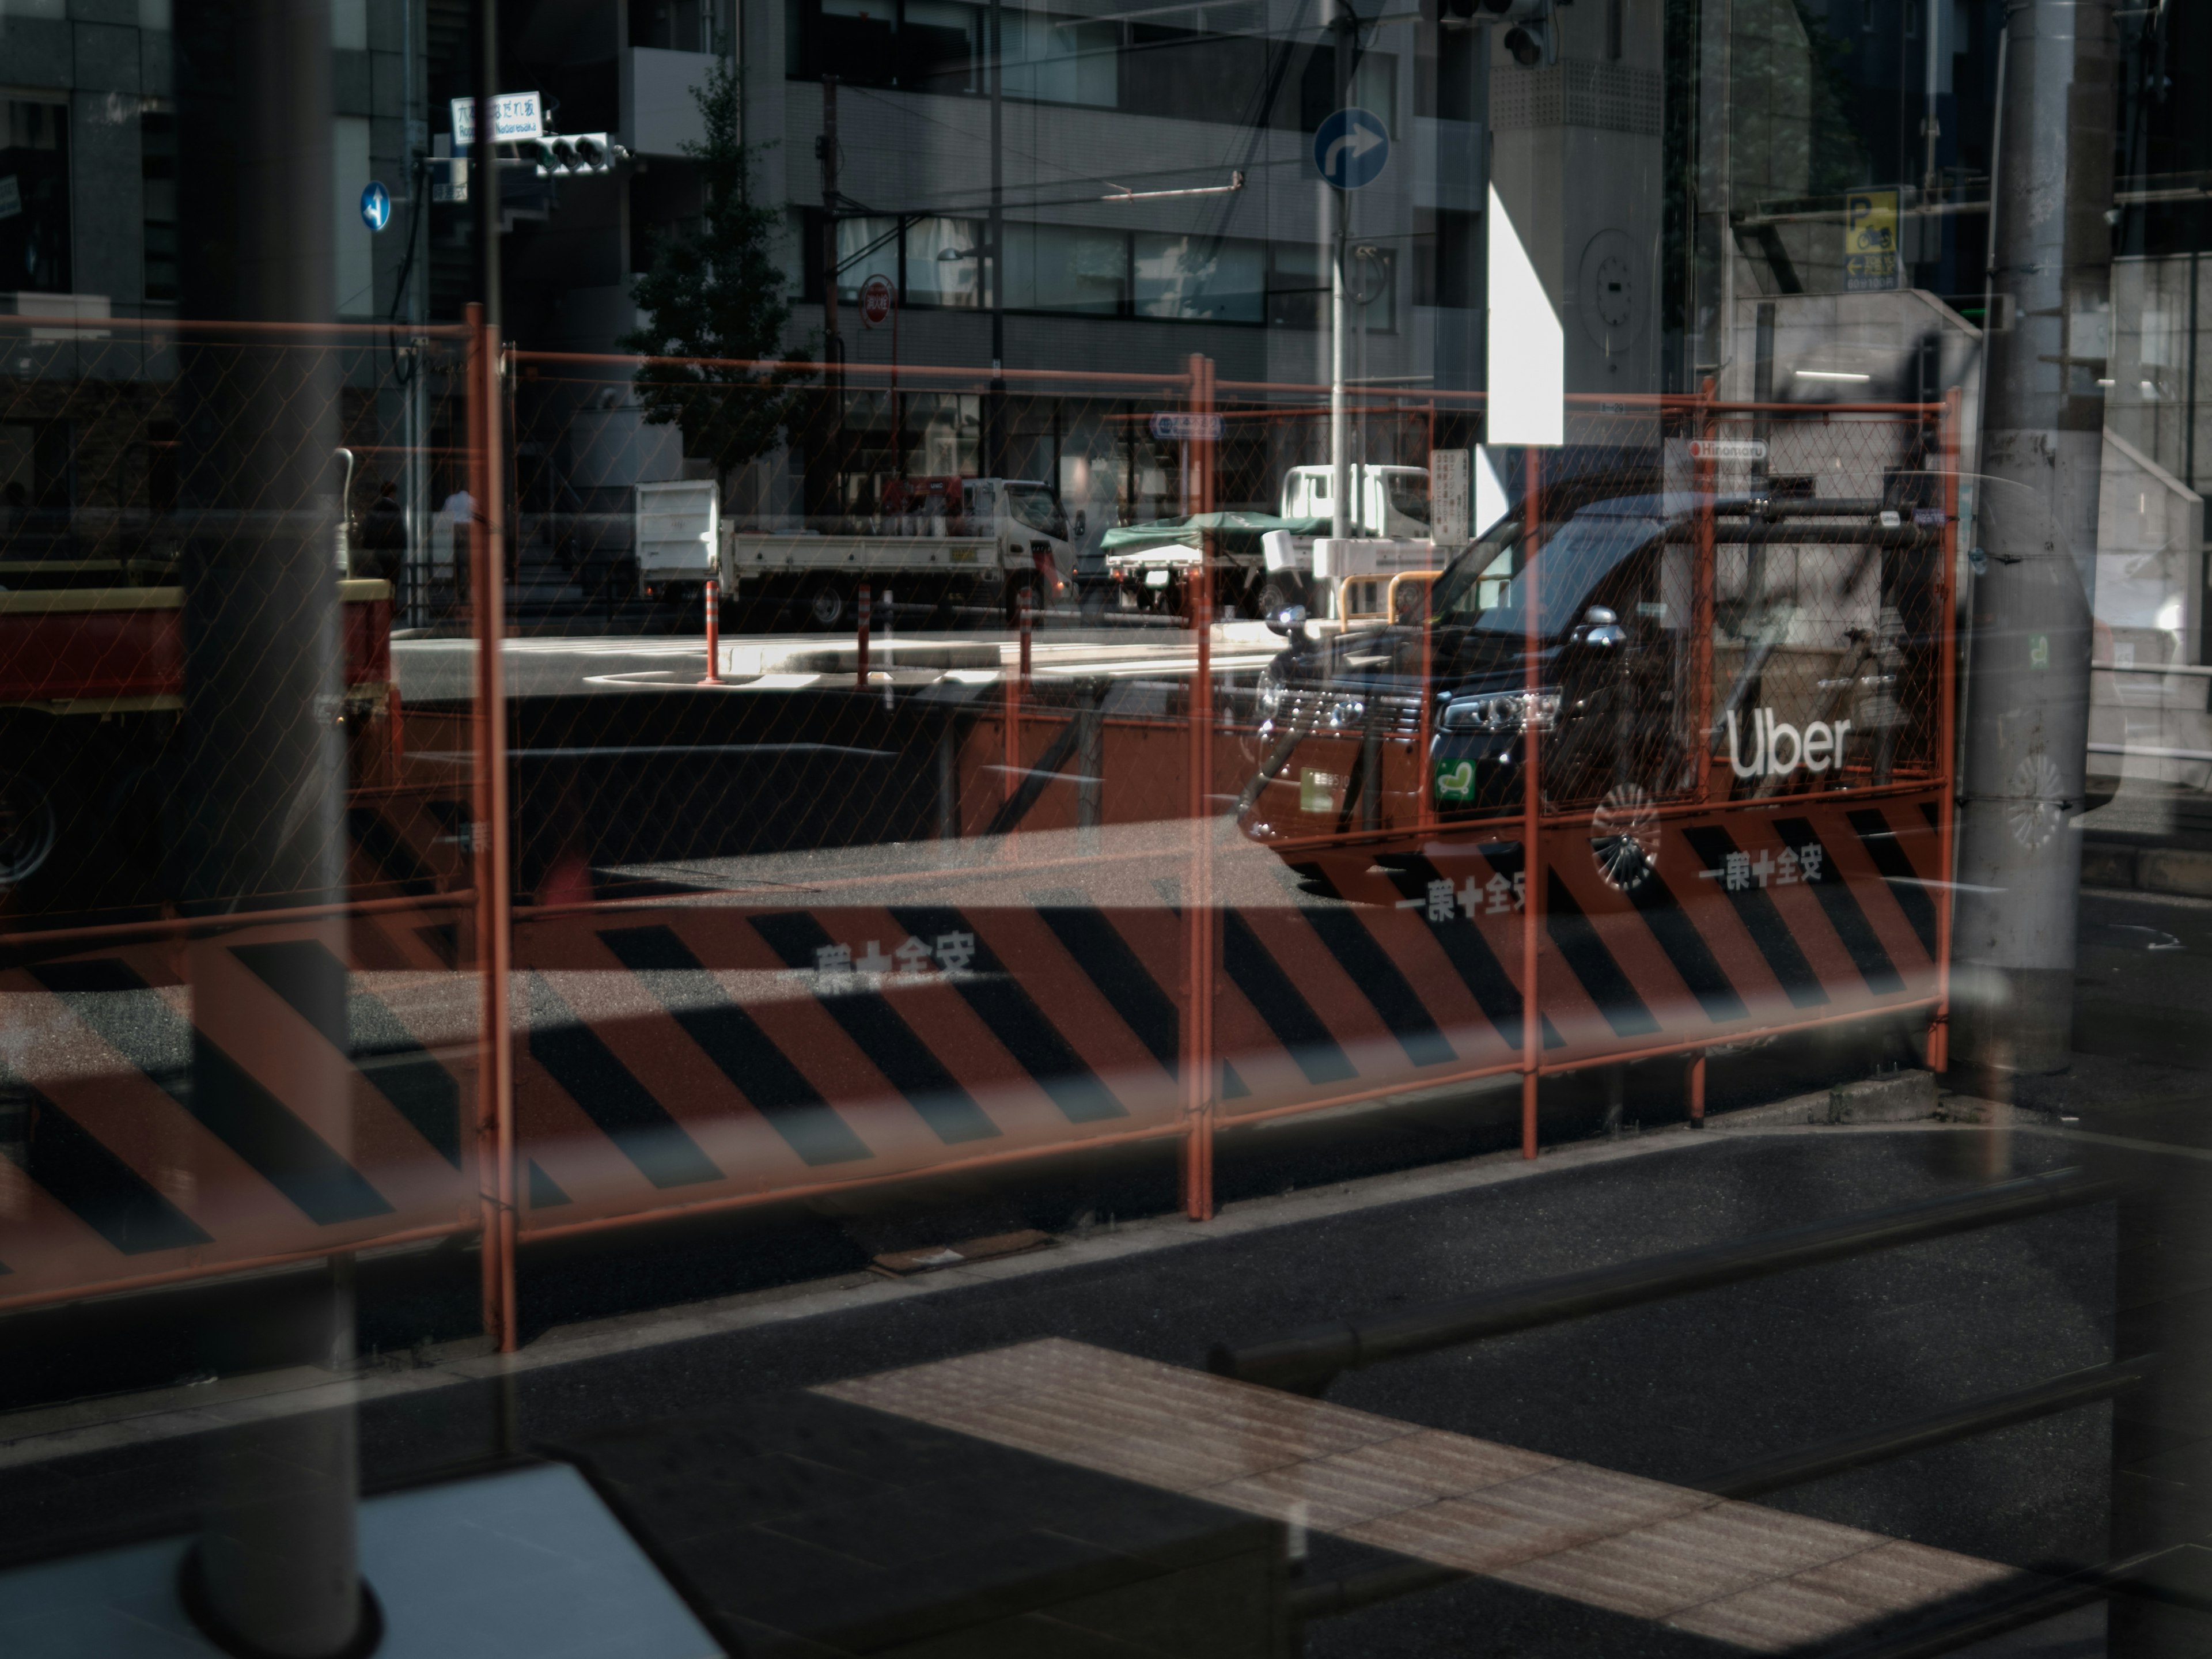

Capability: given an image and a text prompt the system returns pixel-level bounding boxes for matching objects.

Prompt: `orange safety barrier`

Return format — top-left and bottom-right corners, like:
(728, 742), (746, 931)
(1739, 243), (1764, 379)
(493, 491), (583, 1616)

(0, 329), (1960, 1358)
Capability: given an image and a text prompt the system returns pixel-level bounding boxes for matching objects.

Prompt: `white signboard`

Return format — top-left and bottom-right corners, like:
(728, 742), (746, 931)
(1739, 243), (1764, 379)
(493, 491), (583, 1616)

(450, 92), (543, 147)
(1474, 445), (1510, 537)
(1150, 412), (1224, 441)
(1430, 449), (1469, 545)
(1484, 182), (1563, 447)
(1688, 438), (1768, 463)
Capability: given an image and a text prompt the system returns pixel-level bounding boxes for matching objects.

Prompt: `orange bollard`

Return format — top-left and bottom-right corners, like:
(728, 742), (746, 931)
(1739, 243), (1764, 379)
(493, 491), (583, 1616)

(702, 577), (723, 685)
(855, 581), (870, 690)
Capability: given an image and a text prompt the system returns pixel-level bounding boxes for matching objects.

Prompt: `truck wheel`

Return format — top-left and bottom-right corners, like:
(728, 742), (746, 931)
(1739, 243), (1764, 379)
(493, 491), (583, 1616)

(807, 581), (847, 630)
(0, 770), (59, 895)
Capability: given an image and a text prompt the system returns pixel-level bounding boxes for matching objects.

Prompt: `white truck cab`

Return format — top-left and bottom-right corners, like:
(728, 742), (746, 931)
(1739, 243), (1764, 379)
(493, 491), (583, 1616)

(964, 478), (1079, 608)
(1279, 465), (1431, 539)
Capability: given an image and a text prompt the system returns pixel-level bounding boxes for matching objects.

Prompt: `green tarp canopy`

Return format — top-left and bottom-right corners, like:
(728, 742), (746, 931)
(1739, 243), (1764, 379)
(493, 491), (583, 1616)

(1100, 512), (1328, 559)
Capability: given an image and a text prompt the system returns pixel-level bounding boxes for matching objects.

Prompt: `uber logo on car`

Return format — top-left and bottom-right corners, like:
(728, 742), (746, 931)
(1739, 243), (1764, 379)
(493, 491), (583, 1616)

(1726, 707), (1851, 780)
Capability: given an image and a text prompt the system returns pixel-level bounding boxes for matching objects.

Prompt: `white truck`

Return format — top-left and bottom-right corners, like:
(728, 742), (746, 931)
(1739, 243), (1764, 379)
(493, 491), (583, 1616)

(719, 476), (1081, 628)
(1102, 463), (1431, 619)
(1276, 463), (1434, 539)
(635, 479), (721, 604)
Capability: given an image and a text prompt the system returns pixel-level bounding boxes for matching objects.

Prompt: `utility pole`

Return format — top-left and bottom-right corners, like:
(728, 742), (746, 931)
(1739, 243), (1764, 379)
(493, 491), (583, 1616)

(1950, 0), (2116, 1086)
(821, 75), (839, 370)
(1329, 0), (1354, 543)
(176, 0), (362, 1646)
(820, 75), (842, 527)
(988, 0), (1006, 479)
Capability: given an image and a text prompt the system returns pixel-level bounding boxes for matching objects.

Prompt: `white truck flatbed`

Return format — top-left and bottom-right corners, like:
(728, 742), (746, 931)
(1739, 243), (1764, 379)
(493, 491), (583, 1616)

(724, 533), (999, 578)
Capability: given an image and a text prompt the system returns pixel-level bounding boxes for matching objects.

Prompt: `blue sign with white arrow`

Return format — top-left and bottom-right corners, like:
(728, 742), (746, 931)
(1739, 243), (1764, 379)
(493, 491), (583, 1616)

(1313, 107), (1389, 190)
(359, 181), (391, 232)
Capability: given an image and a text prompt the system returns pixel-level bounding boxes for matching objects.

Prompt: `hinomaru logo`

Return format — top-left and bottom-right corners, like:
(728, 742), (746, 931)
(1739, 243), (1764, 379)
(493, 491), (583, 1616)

(1726, 709), (1851, 779)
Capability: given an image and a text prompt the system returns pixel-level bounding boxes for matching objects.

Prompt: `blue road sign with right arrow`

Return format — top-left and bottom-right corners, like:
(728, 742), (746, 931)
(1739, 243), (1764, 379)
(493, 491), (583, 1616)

(1313, 107), (1389, 190)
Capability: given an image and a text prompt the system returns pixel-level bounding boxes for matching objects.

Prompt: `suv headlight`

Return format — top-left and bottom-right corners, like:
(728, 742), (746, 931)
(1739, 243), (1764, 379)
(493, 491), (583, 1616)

(1255, 668), (1285, 721)
(1440, 688), (1560, 733)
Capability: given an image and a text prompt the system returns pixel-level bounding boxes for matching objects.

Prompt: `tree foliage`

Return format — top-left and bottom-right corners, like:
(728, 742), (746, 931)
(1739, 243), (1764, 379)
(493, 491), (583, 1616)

(622, 57), (813, 486)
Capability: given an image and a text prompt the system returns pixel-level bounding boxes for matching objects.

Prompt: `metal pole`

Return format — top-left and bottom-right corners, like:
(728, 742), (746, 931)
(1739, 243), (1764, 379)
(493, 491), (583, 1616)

(1930, 389), (1961, 1074)
(1520, 447), (1541, 1160)
(820, 75), (841, 527)
(2187, 247), (2199, 494)
(475, 0), (500, 338)
(404, 0), (428, 630)
(1694, 378), (1718, 800)
(1183, 354), (1218, 1220)
(988, 0), (1006, 476)
(1001, 576), (1017, 815)
(1329, 2), (1353, 545)
(1973, 22), (2009, 479)
(1952, 0), (2118, 1087)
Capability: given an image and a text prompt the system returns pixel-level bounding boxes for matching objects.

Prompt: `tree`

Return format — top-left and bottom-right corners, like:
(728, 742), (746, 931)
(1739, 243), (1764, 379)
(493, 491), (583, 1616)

(623, 57), (814, 502)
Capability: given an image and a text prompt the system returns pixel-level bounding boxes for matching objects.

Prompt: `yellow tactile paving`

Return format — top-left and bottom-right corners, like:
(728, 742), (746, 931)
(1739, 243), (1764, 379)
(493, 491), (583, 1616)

(814, 1338), (2025, 1652)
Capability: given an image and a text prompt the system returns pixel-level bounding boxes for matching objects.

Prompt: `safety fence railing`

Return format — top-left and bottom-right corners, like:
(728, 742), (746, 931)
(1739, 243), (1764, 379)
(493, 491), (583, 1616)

(0, 312), (518, 1344)
(1208, 1168), (2153, 1651)
(0, 334), (1964, 1362)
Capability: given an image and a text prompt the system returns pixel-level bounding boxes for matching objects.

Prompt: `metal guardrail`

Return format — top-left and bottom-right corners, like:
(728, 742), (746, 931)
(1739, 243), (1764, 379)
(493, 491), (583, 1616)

(2094, 659), (2212, 677)
(1256, 1172), (2141, 1647)
(1209, 1169), (2119, 1396)
(1691, 1354), (2150, 1499)
(1816, 1545), (2209, 1659)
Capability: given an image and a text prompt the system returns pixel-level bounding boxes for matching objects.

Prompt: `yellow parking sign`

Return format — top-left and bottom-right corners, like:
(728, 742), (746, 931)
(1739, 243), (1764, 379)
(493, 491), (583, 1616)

(1843, 189), (1899, 292)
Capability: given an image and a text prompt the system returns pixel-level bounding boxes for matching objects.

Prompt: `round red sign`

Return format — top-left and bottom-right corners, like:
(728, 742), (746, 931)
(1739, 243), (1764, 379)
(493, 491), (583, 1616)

(859, 274), (896, 327)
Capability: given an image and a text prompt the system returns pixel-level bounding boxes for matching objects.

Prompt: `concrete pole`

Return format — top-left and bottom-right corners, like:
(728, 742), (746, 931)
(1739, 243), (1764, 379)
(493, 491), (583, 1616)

(177, 0), (364, 1647)
(1950, 0), (2116, 1086)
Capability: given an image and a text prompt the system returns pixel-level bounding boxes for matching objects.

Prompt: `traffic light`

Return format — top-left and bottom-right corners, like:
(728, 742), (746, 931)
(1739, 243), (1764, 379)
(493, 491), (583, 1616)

(535, 133), (625, 176)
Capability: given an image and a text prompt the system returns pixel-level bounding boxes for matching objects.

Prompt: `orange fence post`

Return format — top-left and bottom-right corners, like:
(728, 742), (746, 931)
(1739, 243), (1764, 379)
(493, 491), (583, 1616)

(1182, 354), (1218, 1219)
(1521, 447), (1543, 1161)
(1930, 388), (1962, 1074)
(466, 304), (517, 1353)
(1688, 1051), (1707, 1127)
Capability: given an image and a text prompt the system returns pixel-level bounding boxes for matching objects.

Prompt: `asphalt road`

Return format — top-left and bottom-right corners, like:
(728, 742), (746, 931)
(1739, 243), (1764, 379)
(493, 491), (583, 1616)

(0, 1127), (2141, 1658)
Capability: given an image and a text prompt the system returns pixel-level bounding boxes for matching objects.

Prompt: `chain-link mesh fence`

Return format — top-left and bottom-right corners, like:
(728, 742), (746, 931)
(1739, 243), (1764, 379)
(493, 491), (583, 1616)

(0, 319), (489, 1314)
(0, 332), (1960, 1327)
